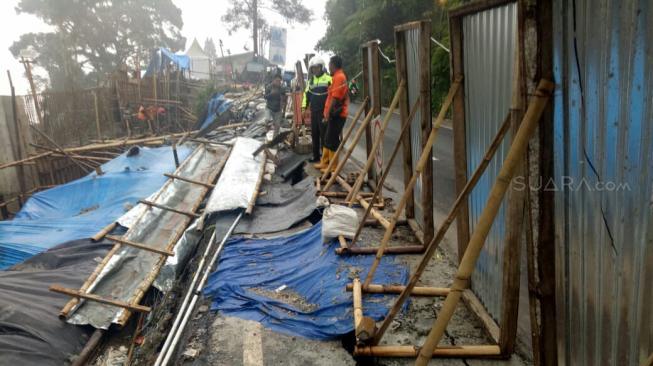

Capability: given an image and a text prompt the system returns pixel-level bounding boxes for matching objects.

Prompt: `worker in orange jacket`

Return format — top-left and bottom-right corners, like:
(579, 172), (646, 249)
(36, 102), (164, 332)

(315, 55), (349, 173)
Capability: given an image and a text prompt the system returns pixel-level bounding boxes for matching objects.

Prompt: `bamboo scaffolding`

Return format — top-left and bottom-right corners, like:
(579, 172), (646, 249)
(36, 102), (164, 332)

(371, 113), (512, 345)
(345, 283), (449, 296)
(415, 79), (554, 366)
(319, 96), (369, 181)
(362, 79), (461, 288)
(345, 80), (406, 203)
(322, 110), (375, 191)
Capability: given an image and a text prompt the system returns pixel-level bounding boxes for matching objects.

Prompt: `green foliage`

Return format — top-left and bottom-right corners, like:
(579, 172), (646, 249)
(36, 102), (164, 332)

(11, 0), (185, 91)
(317, 0), (463, 113)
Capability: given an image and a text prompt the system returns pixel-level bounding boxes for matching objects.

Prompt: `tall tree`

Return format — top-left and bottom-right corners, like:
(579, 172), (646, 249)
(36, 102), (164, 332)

(204, 38), (219, 60)
(10, 0), (185, 90)
(221, 0), (312, 56)
(317, 0), (459, 108)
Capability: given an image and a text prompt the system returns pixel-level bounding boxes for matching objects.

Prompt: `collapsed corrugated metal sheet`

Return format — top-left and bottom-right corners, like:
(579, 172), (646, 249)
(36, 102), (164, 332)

(553, 0), (653, 364)
(68, 144), (229, 329)
(205, 137), (264, 214)
(461, 1), (517, 321)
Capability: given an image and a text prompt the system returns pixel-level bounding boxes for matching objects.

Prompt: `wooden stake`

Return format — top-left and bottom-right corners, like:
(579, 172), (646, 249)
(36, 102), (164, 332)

(319, 96), (369, 181)
(105, 235), (175, 256)
(373, 113), (511, 345)
(346, 80), (406, 203)
(415, 79), (554, 366)
(362, 79), (461, 288)
(50, 285), (151, 313)
(322, 110), (374, 191)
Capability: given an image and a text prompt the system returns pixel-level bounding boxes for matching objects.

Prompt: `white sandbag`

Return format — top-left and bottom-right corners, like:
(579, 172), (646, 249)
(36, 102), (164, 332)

(321, 199), (359, 243)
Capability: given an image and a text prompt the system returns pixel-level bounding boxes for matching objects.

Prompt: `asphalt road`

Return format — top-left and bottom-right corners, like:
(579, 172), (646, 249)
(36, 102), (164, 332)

(346, 102), (456, 213)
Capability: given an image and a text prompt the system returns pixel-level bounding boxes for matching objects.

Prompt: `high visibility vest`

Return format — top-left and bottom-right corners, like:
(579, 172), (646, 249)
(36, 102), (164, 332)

(302, 73), (332, 112)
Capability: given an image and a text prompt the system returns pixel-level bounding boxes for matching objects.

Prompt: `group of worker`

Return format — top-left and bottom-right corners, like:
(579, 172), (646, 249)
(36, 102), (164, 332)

(264, 54), (349, 174)
(302, 55), (349, 173)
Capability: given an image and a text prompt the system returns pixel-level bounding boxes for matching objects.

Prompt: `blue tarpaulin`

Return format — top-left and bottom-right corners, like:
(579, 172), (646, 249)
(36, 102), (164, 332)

(199, 93), (233, 131)
(204, 223), (409, 340)
(144, 48), (190, 77)
(0, 146), (191, 269)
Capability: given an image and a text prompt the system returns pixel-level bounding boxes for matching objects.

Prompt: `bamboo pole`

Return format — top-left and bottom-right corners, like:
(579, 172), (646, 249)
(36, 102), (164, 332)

(415, 79), (554, 366)
(29, 124), (90, 173)
(92, 222), (117, 241)
(373, 113), (512, 344)
(346, 283), (449, 296)
(319, 96), (369, 181)
(355, 345), (501, 358)
(352, 278), (375, 342)
(346, 80), (406, 203)
(50, 285), (151, 313)
(246, 151), (267, 215)
(334, 175), (389, 229)
(139, 199), (200, 218)
(105, 235), (175, 256)
(362, 79), (461, 288)
(164, 173), (215, 188)
(338, 245), (424, 255)
(349, 96), (421, 247)
(93, 90), (102, 141)
(322, 110), (374, 191)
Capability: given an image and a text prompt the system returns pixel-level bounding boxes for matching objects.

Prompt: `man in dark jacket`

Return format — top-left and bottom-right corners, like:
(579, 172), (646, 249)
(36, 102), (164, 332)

(265, 74), (287, 137)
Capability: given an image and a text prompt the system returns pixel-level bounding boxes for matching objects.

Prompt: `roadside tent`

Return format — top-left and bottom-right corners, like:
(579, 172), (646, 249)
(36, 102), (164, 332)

(186, 38), (211, 80)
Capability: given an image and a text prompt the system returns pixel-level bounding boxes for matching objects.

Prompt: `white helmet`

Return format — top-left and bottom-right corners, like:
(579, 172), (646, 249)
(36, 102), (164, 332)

(308, 56), (325, 68)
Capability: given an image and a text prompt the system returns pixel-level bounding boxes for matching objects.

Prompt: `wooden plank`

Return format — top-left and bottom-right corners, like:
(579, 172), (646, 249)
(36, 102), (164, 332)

(394, 29), (415, 220)
(105, 235), (174, 256)
(394, 21), (422, 32)
(450, 15), (470, 263)
(449, 0), (516, 18)
(418, 20), (434, 245)
(50, 285), (151, 313)
(139, 199), (200, 218)
(164, 173), (215, 188)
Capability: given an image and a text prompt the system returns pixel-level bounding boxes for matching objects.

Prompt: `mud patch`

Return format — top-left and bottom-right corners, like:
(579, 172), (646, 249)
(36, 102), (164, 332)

(249, 286), (318, 313)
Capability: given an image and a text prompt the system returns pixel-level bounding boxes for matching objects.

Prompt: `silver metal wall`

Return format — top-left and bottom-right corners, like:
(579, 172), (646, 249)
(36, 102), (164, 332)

(461, 2), (517, 321)
(405, 27), (424, 226)
(553, 0), (653, 364)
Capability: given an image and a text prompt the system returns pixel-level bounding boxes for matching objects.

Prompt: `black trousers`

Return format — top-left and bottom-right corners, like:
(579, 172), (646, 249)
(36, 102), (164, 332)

(310, 110), (326, 160)
(324, 115), (346, 151)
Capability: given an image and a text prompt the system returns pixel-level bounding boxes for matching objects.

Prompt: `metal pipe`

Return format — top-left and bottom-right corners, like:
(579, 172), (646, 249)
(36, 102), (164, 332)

(155, 210), (244, 366)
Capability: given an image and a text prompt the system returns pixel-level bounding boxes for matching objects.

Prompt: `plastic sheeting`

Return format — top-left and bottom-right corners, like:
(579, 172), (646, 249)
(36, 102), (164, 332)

(198, 93), (233, 132)
(144, 48), (190, 76)
(0, 239), (113, 366)
(0, 146), (191, 269)
(205, 137), (264, 214)
(204, 223), (409, 340)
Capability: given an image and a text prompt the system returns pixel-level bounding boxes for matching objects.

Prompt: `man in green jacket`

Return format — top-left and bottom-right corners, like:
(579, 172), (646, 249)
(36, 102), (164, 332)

(302, 56), (332, 164)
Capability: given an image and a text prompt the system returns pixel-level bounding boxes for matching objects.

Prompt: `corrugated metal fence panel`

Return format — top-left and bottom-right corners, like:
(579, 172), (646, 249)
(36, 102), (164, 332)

(553, 0), (653, 365)
(461, 2), (517, 322)
(406, 28), (424, 226)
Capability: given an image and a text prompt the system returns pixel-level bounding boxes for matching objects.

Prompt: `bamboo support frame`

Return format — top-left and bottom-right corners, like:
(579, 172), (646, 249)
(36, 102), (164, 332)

(355, 345), (501, 358)
(322, 110), (374, 191)
(319, 97), (369, 181)
(334, 175), (390, 229)
(362, 79), (461, 288)
(164, 173), (215, 188)
(415, 79), (554, 366)
(105, 235), (175, 256)
(372, 113), (512, 345)
(50, 285), (151, 313)
(346, 96), (421, 250)
(346, 80), (406, 203)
